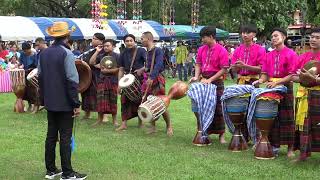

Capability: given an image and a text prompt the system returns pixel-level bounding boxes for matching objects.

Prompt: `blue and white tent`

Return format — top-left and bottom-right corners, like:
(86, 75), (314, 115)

(0, 16), (170, 41)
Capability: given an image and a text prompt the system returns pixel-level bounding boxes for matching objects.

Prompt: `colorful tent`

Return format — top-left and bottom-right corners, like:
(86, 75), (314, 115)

(0, 16), (170, 41)
(163, 25), (229, 40)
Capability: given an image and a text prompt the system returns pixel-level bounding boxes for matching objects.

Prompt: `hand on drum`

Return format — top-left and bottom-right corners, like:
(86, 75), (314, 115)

(189, 77), (199, 83)
(73, 108), (81, 118)
(200, 78), (212, 84)
(134, 67), (145, 76)
(252, 79), (264, 86)
(266, 81), (278, 88)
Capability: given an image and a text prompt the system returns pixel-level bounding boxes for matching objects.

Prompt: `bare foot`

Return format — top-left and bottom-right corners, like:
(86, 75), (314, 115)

(82, 116), (90, 120)
(92, 120), (103, 127)
(287, 150), (295, 158)
(102, 117), (109, 123)
(31, 110), (38, 114)
(166, 127), (173, 136)
(113, 121), (119, 127)
(219, 134), (227, 144)
(116, 124), (127, 131)
(147, 127), (157, 134)
(291, 157), (306, 163)
(138, 123), (144, 129)
(138, 119), (144, 128)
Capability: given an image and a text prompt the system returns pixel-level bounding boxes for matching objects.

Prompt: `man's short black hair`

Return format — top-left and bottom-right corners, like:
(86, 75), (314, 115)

(22, 42), (31, 50)
(93, 33), (105, 41)
(240, 24), (258, 34)
(104, 39), (115, 46)
(123, 34), (136, 42)
(200, 26), (216, 38)
(311, 27), (320, 34)
(35, 37), (45, 43)
(271, 27), (287, 37)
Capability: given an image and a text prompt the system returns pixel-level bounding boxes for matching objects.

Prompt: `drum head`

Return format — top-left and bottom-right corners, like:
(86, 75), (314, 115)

(119, 74), (135, 88)
(27, 68), (38, 80)
(138, 105), (153, 122)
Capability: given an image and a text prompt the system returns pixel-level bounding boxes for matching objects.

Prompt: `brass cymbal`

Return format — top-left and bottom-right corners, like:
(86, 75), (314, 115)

(100, 56), (117, 69)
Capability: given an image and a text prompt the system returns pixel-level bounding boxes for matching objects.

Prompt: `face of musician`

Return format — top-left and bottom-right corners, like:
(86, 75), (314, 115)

(92, 36), (103, 47)
(103, 41), (113, 53)
(23, 48), (32, 56)
(141, 34), (149, 47)
(310, 32), (320, 50)
(124, 36), (135, 48)
(201, 35), (214, 46)
(271, 31), (285, 47)
(242, 32), (256, 44)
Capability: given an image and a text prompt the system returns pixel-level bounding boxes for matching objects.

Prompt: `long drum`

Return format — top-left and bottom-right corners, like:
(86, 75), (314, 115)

(225, 96), (249, 152)
(9, 69), (25, 113)
(254, 92), (280, 160)
(119, 74), (142, 102)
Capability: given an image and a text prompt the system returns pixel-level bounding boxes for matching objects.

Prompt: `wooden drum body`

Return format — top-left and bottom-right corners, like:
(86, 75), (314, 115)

(26, 68), (39, 88)
(9, 69), (26, 113)
(138, 95), (167, 123)
(225, 96), (249, 152)
(254, 93), (280, 160)
(75, 60), (92, 93)
(119, 74), (142, 102)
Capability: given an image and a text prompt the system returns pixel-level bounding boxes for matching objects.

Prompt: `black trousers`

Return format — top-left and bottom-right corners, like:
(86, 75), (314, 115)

(45, 111), (74, 175)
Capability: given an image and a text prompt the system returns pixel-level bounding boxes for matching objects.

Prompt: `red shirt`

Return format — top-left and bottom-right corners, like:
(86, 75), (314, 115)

(0, 50), (9, 60)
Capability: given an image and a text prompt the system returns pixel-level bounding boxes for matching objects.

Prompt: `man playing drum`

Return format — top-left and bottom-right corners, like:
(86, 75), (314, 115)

(293, 27), (320, 162)
(89, 39), (120, 127)
(116, 34), (146, 131)
(81, 33), (105, 121)
(230, 24), (266, 142)
(140, 31), (173, 136)
(19, 42), (39, 113)
(254, 28), (298, 157)
(189, 26), (228, 143)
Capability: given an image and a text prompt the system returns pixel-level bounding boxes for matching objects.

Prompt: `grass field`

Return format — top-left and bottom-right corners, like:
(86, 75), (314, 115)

(0, 79), (319, 180)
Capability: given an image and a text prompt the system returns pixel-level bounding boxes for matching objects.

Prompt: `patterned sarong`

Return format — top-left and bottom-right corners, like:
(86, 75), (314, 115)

(221, 85), (255, 133)
(246, 85), (287, 144)
(188, 82), (217, 140)
(269, 83), (295, 147)
(294, 90), (320, 158)
(141, 73), (166, 96)
(96, 76), (117, 114)
(81, 78), (97, 112)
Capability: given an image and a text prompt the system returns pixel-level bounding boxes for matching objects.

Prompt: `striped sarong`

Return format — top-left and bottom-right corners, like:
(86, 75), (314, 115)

(187, 82), (217, 139)
(221, 85), (255, 133)
(246, 86), (287, 143)
(294, 90), (320, 159)
(269, 83), (295, 147)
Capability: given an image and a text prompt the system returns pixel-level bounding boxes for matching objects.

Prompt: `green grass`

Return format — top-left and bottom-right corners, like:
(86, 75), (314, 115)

(0, 79), (318, 180)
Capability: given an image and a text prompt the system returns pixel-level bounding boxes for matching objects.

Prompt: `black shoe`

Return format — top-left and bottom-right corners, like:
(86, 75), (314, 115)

(60, 172), (87, 180)
(45, 169), (62, 179)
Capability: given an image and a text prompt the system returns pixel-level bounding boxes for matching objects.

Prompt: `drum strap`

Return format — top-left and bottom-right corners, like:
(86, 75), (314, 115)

(149, 48), (157, 76)
(129, 48), (138, 74)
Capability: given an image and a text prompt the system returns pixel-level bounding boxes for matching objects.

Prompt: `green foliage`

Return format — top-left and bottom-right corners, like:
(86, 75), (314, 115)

(0, 0), (315, 35)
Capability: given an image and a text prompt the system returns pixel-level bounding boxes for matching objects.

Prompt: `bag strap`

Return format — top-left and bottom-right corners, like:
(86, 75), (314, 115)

(129, 48), (138, 74)
(149, 48), (157, 75)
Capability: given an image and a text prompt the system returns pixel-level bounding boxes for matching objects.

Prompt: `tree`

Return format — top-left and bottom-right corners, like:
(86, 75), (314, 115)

(0, 0), (312, 35)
